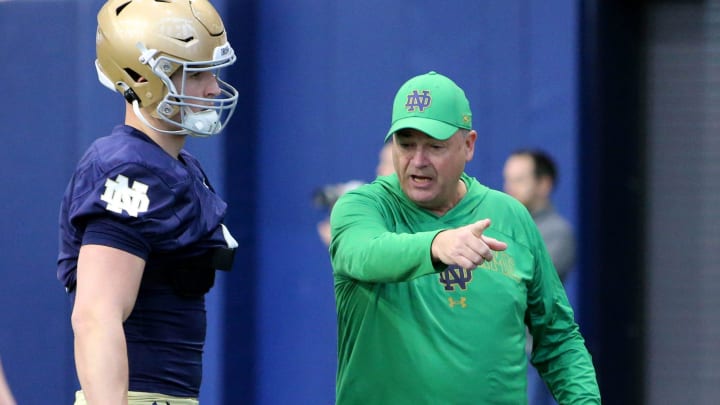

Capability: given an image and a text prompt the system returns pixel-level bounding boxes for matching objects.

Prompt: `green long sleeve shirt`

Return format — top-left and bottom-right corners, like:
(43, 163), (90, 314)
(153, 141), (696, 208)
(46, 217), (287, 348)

(330, 173), (600, 405)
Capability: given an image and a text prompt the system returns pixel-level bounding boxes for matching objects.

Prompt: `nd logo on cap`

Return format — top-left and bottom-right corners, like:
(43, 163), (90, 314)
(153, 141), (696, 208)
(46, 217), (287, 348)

(405, 90), (433, 112)
(386, 71), (472, 142)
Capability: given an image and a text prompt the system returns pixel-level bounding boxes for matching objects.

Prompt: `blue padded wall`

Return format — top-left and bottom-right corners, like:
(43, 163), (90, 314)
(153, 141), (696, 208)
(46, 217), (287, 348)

(0, 2), (84, 403)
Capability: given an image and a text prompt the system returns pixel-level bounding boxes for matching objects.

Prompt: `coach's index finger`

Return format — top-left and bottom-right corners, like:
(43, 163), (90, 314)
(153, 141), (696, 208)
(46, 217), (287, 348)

(469, 219), (492, 238)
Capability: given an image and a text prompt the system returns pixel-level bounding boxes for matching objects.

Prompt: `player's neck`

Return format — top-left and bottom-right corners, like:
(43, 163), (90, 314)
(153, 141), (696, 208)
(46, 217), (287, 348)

(146, 130), (187, 159)
(125, 105), (187, 159)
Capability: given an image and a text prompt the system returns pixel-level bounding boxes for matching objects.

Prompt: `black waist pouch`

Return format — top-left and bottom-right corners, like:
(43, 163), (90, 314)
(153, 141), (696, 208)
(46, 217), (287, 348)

(164, 247), (236, 297)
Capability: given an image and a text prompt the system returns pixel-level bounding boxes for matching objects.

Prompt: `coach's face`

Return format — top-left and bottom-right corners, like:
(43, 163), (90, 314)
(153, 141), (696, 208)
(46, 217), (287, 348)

(393, 128), (476, 216)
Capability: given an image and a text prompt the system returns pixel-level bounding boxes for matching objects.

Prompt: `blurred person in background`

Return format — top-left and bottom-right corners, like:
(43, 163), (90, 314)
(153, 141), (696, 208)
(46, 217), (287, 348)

(375, 142), (394, 178)
(503, 149), (575, 282)
(316, 142), (395, 246)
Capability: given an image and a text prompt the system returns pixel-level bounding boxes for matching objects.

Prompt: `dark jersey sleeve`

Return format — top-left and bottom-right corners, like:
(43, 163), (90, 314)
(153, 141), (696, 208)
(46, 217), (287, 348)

(57, 126), (235, 290)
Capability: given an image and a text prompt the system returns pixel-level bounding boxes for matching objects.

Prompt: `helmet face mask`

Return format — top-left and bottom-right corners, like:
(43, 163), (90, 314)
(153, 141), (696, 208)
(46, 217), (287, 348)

(140, 42), (238, 137)
(95, 0), (238, 137)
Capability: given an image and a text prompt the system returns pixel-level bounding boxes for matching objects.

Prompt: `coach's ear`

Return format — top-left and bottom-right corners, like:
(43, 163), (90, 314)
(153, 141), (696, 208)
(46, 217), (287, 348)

(464, 130), (477, 162)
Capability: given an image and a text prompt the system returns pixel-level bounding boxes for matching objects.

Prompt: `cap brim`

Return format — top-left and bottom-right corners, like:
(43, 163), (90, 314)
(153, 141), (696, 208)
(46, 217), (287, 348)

(385, 117), (459, 142)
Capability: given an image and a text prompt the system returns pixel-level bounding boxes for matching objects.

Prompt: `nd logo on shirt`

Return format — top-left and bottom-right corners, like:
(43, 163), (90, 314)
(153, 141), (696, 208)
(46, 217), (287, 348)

(439, 265), (473, 291)
(438, 252), (520, 308)
(100, 174), (150, 217)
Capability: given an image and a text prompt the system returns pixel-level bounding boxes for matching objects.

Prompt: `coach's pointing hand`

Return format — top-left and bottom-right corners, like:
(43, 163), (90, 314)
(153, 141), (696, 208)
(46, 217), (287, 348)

(431, 219), (508, 270)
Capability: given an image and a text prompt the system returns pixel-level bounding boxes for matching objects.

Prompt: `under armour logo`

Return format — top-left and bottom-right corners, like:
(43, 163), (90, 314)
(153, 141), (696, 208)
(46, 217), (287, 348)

(448, 297), (467, 308)
(405, 90), (432, 112)
(100, 174), (150, 217)
(438, 265), (473, 291)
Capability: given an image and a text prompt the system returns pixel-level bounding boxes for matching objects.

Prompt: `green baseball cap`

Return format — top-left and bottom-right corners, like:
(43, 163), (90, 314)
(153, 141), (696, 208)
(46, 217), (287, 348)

(385, 71), (472, 142)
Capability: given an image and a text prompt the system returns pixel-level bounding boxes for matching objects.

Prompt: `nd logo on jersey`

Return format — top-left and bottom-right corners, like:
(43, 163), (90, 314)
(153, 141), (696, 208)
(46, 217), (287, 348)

(100, 174), (150, 217)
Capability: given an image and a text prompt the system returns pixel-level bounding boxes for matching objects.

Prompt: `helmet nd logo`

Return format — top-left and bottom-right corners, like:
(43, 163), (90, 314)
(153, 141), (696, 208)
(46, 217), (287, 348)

(405, 90), (432, 112)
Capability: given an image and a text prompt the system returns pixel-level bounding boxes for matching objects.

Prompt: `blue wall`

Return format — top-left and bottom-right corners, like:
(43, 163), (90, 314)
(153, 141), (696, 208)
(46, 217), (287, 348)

(0, 1), (580, 404)
(0, 2), (84, 403)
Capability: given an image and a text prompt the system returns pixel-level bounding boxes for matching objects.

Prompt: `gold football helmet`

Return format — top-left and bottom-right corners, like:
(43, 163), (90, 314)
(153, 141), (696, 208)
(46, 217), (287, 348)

(95, 0), (238, 137)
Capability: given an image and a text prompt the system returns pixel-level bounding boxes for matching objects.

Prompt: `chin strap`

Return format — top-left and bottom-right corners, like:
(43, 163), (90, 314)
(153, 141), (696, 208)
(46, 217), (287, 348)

(132, 100), (221, 137)
(132, 100), (187, 136)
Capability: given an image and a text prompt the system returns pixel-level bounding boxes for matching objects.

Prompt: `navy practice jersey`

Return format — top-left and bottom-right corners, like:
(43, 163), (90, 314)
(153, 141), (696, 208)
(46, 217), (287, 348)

(57, 125), (238, 397)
